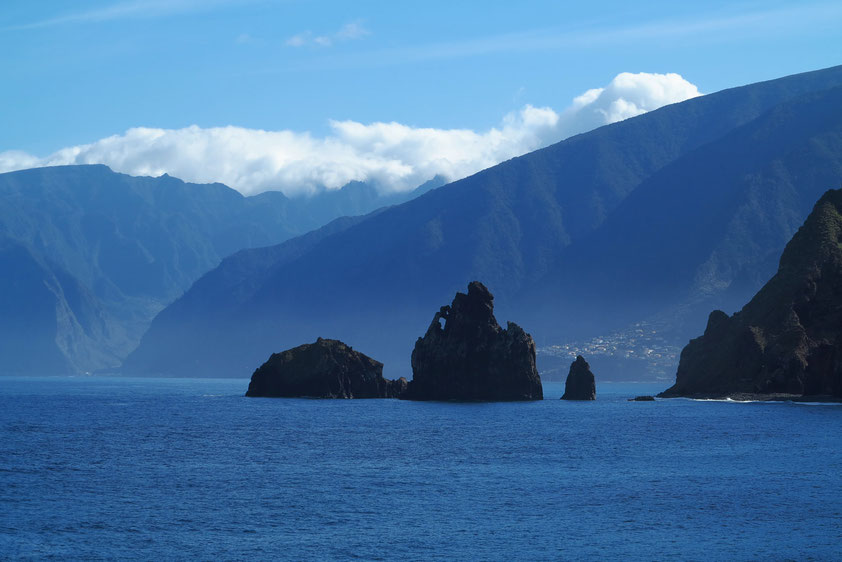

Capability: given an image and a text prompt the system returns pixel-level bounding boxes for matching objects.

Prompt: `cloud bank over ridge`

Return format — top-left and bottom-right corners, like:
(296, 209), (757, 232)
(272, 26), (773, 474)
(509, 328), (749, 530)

(0, 72), (700, 196)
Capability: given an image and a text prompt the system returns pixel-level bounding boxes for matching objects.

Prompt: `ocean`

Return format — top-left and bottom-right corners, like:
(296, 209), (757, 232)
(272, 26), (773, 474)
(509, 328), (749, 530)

(1, 376), (840, 560)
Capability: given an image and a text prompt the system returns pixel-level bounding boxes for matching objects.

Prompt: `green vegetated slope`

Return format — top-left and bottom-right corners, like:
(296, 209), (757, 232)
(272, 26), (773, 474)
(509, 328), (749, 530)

(125, 65), (842, 378)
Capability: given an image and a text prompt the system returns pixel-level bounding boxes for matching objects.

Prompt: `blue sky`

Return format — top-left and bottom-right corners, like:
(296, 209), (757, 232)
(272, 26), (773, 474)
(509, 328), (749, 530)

(2, 0), (841, 195)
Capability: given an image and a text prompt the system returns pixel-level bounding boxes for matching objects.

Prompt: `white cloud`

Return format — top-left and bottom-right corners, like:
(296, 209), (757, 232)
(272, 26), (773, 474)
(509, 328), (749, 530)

(0, 150), (40, 172)
(335, 21), (370, 41)
(0, 72), (700, 197)
(286, 20), (370, 48)
(285, 32), (314, 47)
(557, 72), (701, 136)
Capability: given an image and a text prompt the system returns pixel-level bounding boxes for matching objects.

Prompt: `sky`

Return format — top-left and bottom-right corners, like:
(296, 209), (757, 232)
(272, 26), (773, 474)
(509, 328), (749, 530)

(1, 0), (841, 196)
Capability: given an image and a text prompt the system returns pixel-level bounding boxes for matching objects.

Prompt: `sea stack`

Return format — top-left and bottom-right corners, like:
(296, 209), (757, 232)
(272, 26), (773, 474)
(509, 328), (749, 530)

(405, 281), (543, 401)
(660, 188), (842, 400)
(245, 338), (407, 398)
(561, 355), (596, 400)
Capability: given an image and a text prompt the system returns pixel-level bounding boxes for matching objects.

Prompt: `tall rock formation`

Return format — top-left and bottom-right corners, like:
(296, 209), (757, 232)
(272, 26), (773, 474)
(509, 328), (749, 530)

(561, 355), (597, 400)
(660, 189), (842, 399)
(405, 281), (543, 401)
(246, 338), (407, 398)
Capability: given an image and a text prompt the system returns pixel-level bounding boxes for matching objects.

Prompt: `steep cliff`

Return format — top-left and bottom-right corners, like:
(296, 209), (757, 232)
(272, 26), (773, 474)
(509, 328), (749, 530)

(660, 189), (842, 399)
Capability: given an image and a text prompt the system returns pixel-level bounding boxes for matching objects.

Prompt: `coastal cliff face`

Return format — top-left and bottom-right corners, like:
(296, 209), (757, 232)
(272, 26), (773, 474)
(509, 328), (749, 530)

(660, 189), (842, 399)
(561, 356), (596, 400)
(246, 338), (406, 398)
(406, 281), (543, 401)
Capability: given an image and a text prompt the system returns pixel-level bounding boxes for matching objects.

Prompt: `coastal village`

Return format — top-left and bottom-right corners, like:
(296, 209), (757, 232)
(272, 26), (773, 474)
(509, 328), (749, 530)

(537, 321), (681, 378)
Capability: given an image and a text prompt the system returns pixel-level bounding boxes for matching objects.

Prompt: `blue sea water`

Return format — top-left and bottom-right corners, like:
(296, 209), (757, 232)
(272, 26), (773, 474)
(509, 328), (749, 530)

(1, 377), (840, 560)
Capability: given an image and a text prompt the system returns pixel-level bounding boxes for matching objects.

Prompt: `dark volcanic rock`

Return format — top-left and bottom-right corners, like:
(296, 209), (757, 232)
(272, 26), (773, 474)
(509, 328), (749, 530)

(628, 395), (656, 402)
(561, 355), (596, 400)
(405, 281), (543, 401)
(660, 189), (842, 400)
(245, 338), (406, 398)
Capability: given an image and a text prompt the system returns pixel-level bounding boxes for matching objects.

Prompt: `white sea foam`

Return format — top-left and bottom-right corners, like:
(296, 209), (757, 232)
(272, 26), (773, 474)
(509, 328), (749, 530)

(687, 397), (842, 405)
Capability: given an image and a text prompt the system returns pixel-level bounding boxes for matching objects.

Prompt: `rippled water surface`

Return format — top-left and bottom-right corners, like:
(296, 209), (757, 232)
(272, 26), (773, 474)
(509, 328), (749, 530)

(1, 376), (841, 560)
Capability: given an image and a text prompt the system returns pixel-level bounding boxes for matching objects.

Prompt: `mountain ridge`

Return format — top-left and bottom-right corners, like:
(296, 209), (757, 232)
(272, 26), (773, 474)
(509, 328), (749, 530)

(125, 64), (842, 378)
(0, 164), (436, 373)
(525, 84), (842, 340)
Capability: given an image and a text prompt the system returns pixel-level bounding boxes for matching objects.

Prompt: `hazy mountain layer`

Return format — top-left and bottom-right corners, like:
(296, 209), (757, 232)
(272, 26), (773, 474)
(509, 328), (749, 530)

(126, 65), (842, 378)
(0, 165), (433, 373)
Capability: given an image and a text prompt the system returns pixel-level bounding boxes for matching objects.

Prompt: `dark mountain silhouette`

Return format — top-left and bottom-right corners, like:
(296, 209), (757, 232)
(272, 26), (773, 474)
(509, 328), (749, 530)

(0, 165), (432, 373)
(125, 65), (842, 378)
(660, 189), (842, 399)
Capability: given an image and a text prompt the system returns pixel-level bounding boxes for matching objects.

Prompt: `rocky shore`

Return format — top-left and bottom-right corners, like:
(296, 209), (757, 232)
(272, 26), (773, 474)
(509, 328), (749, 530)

(660, 189), (842, 401)
(246, 337), (406, 398)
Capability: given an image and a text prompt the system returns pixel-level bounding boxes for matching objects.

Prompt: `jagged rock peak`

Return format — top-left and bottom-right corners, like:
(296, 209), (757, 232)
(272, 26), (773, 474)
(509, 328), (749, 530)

(659, 188), (842, 400)
(245, 337), (406, 398)
(561, 355), (596, 400)
(405, 281), (543, 401)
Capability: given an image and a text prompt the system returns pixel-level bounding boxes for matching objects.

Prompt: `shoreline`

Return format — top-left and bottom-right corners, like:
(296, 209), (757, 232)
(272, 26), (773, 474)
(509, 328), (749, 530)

(658, 392), (842, 403)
